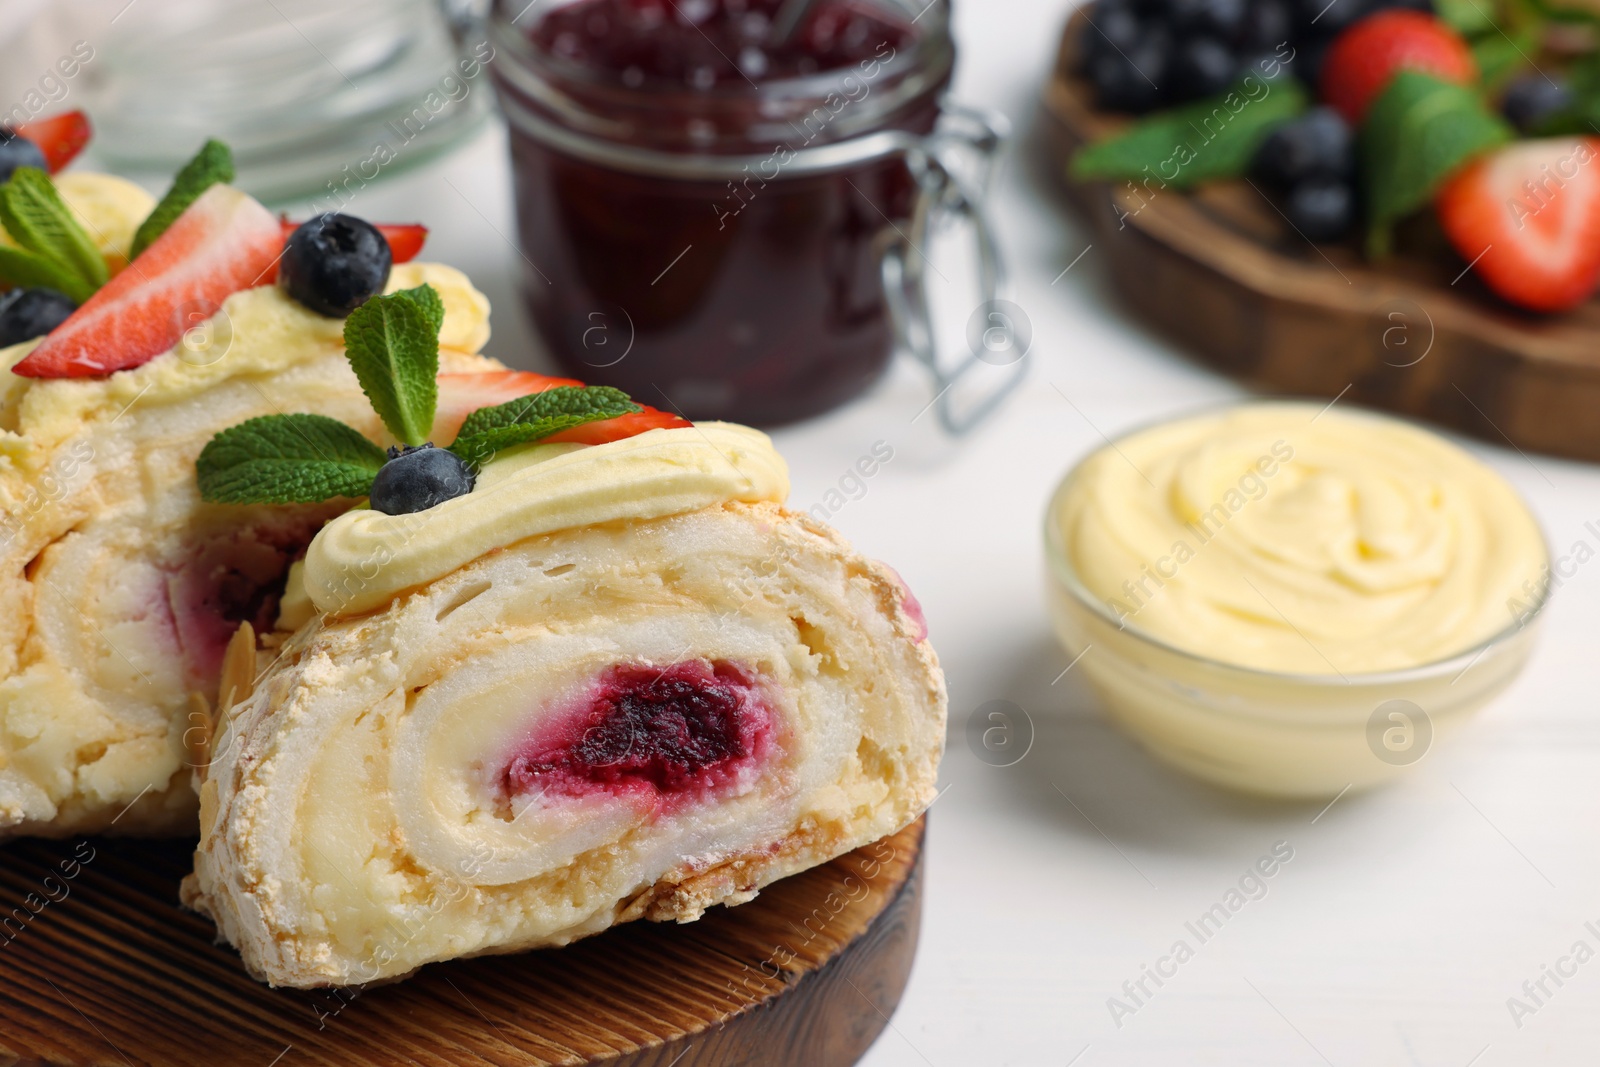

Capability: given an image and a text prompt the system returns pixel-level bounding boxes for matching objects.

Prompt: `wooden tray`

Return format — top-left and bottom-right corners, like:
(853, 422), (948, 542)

(0, 818), (924, 1067)
(1042, 13), (1600, 463)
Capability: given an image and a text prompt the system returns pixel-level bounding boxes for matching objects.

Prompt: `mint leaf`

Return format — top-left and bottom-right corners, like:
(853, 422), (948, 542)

(131, 139), (234, 260)
(0, 167), (107, 293)
(449, 385), (640, 468)
(1435, 0), (1497, 36)
(456, 385), (639, 438)
(1361, 72), (1512, 257)
(449, 420), (596, 468)
(1535, 53), (1600, 134)
(393, 281), (444, 333)
(1072, 76), (1308, 190)
(1523, 0), (1600, 24)
(0, 245), (93, 304)
(342, 285), (440, 447)
(197, 414), (387, 505)
(1470, 28), (1537, 93)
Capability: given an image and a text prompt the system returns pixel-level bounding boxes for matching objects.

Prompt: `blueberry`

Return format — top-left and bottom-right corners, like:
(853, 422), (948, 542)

(1253, 107), (1354, 188)
(369, 444), (475, 515)
(1091, 53), (1161, 111)
(1167, 37), (1239, 101)
(1091, 28), (1171, 112)
(279, 214), (393, 318)
(0, 288), (75, 347)
(1169, 0), (1248, 37)
(0, 133), (47, 184)
(1296, 35), (1334, 86)
(1285, 178), (1355, 241)
(1501, 74), (1574, 134)
(1234, 0), (1292, 53)
(1289, 0), (1369, 38)
(1238, 49), (1294, 83)
(1081, 0), (1143, 68)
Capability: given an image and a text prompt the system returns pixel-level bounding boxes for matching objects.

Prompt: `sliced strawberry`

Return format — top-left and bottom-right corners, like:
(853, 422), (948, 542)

(1436, 137), (1600, 313)
(1320, 12), (1476, 124)
(12, 185), (283, 378)
(545, 408), (692, 445)
(10, 110), (91, 173)
(277, 220), (428, 263)
(376, 223), (428, 263)
(433, 370), (580, 441)
(434, 370), (689, 446)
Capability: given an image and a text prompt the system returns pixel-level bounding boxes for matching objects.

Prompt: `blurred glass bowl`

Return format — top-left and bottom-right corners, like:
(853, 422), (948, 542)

(78, 0), (489, 202)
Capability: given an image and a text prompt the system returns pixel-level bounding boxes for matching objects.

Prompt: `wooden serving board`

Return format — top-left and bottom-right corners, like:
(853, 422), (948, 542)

(0, 818), (924, 1067)
(1042, 13), (1600, 463)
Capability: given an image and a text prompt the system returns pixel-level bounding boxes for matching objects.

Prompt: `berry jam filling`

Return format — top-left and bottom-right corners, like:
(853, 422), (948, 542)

(504, 661), (777, 808)
(530, 0), (914, 88)
(169, 508), (338, 681)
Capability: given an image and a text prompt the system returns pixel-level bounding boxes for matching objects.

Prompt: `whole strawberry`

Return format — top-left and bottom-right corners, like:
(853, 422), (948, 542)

(1320, 10), (1476, 124)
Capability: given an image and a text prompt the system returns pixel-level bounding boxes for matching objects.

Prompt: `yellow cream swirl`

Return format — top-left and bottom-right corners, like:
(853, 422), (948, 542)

(1, 260), (489, 459)
(1053, 402), (1548, 674)
(303, 422), (789, 616)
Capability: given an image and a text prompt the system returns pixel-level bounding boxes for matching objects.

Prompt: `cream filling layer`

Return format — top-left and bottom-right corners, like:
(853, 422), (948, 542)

(303, 423), (789, 616)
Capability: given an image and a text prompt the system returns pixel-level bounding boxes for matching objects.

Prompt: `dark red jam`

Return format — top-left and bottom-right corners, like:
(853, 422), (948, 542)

(169, 507), (336, 683)
(530, 0), (915, 87)
(504, 661), (778, 808)
(491, 0), (953, 424)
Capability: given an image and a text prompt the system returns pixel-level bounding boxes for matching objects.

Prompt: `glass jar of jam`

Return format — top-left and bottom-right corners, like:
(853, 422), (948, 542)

(489, 0), (1009, 426)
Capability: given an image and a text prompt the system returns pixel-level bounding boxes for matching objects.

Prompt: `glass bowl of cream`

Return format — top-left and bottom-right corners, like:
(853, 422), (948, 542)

(1044, 401), (1551, 798)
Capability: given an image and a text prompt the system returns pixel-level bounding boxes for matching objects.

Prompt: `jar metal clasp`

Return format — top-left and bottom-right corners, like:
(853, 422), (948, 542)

(883, 102), (1022, 436)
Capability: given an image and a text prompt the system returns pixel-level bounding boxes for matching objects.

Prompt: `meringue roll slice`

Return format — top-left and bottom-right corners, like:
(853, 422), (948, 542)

(0, 174), (499, 837)
(184, 427), (945, 988)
